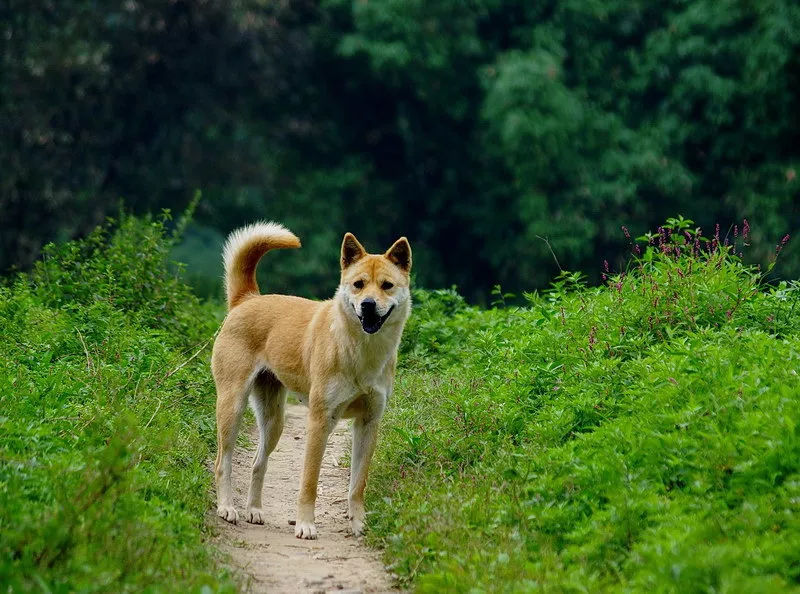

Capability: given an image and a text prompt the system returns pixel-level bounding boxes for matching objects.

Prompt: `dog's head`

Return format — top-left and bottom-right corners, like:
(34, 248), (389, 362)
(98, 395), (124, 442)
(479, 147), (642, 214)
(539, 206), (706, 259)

(338, 233), (412, 335)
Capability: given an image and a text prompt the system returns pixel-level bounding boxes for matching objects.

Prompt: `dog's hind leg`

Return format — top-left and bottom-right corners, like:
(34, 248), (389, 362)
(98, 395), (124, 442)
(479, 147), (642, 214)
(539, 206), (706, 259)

(214, 364), (256, 524)
(245, 372), (286, 524)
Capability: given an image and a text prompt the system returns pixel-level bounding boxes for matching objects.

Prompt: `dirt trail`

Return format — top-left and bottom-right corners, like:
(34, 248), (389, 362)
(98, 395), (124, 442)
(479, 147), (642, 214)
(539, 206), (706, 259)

(213, 404), (396, 593)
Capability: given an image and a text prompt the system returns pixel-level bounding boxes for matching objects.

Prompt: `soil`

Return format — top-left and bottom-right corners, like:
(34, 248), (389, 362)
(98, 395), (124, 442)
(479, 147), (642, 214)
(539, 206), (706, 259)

(212, 404), (397, 593)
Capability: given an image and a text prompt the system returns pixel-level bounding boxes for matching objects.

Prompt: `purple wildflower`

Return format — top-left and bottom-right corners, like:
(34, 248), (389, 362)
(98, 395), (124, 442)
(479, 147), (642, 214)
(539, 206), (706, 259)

(776, 234), (790, 255)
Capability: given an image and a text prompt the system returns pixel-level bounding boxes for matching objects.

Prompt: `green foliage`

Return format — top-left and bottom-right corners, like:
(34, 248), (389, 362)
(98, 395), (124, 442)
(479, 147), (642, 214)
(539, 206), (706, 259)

(3, 1), (798, 302)
(312, 0), (800, 296)
(0, 0), (317, 275)
(370, 221), (800, 591)
(0, 216), (234, 591)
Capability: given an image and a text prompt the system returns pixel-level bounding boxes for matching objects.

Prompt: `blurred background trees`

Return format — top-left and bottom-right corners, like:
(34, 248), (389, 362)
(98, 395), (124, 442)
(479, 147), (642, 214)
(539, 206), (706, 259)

(2, 0), (798, 301)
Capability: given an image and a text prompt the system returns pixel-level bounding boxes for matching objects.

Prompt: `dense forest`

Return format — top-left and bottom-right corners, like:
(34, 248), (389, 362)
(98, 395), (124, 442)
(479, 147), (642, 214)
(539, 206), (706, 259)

(3, 0), (799, 300)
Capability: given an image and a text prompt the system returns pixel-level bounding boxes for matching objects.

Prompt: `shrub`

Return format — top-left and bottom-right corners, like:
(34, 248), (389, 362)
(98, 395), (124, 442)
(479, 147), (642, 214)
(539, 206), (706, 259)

(0, 215), (234, 592)
(373, 219), (800, 591)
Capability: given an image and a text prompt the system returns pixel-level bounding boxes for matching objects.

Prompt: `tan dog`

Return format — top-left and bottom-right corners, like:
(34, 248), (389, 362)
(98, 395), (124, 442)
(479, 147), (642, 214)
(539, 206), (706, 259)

(212, 222), (412, 539)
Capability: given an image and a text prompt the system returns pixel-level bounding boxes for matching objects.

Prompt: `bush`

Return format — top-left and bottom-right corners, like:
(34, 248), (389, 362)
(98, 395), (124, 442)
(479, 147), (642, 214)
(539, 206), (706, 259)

(374, 219), (800, 591)
(0, 215), (234, 591)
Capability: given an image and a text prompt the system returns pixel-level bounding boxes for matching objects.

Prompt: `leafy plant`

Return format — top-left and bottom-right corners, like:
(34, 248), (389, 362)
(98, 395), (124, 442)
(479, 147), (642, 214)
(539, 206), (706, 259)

(369, 220), (800, 591)
(0, 215), (234, 591)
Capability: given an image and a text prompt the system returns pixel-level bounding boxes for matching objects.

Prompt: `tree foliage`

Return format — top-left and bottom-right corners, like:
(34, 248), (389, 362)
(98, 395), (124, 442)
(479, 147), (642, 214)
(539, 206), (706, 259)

(2, 0), (798, 300)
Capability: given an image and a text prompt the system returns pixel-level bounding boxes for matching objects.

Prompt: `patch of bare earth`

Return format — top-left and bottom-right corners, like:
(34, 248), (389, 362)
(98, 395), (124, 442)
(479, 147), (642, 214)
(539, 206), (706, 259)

(212, 404), (397, 593)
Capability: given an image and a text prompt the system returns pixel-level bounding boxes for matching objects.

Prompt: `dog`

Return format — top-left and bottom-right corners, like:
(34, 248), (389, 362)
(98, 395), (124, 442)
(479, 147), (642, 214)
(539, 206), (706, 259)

(212, 222), (412, 539)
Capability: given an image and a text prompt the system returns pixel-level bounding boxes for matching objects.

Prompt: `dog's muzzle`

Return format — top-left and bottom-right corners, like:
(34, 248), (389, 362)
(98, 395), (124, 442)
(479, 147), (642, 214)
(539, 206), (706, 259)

(356, 299), (395, 334)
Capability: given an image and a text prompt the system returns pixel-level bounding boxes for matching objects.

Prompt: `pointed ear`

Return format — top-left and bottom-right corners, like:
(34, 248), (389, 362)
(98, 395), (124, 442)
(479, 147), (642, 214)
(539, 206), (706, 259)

(341, 232), (367, 269)
(385, 237), (412, 272)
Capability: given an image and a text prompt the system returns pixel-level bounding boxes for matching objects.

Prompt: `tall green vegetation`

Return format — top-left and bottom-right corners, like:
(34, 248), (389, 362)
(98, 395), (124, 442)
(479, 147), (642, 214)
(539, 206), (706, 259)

(368, 220), (800, 591)
(0, 215), (235, 591)
(2, 1), (798, 300)
(2, 206), (798, 591)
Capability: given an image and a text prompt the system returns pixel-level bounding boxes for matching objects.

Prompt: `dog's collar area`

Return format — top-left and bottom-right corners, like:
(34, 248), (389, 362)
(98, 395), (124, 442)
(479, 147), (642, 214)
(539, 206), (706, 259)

(354, 303), (395, 334)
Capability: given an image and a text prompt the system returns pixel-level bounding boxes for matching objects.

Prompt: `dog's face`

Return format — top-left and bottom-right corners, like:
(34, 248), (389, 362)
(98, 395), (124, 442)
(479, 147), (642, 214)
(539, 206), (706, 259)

(338, 233), (412, 334)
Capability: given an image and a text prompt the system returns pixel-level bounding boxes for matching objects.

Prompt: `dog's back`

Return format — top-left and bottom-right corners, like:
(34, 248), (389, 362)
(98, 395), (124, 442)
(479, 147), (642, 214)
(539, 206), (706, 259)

(213, 294), (322, 396)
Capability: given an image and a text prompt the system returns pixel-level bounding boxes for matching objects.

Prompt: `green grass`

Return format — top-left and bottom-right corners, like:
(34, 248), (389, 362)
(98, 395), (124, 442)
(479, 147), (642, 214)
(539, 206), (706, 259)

(3, 214), (798, 592)
(368, 220), (800, 592)
(0, 215), (236, 592)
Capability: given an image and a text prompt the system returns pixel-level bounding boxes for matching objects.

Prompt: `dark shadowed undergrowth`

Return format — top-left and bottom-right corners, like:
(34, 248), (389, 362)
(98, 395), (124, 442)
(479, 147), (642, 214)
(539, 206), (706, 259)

(0, 215), (236, 591)
(368, 218), (800, 592)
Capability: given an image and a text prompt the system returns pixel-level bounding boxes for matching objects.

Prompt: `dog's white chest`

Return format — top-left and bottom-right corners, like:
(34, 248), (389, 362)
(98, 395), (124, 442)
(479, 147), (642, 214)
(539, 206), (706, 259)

(350, 345), (394, 392)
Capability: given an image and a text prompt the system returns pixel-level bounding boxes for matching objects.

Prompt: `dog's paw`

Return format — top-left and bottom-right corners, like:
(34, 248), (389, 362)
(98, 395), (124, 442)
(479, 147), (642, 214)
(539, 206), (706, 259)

(217, 505), (239, 524)
(294, 520), (317, 539)
(348, 501), (366, 537)
(245, 508), (265, 525)
(350, 516), (365, 537)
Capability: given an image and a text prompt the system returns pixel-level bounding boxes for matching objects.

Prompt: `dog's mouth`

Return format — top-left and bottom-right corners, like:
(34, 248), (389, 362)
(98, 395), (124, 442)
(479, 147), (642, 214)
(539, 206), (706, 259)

(356, 304), (395, 334)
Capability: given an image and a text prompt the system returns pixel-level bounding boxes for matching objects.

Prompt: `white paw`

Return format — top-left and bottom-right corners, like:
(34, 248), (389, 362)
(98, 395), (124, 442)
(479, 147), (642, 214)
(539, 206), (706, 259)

(350, 516), (365, 537)
(246, 508), (265, 524)
(295, 520), (317, 539)
(217, 505), (239, 524)
(348, 502), (365, 536)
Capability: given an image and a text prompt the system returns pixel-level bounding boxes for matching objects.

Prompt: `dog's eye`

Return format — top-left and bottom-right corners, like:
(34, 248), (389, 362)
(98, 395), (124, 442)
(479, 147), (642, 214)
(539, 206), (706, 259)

(353, 280), (364, 289)
(381, 281), (394, 290)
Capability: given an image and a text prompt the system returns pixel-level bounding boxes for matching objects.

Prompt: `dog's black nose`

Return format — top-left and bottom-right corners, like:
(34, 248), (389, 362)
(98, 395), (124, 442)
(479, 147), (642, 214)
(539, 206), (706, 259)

(361, 298), (376, 315)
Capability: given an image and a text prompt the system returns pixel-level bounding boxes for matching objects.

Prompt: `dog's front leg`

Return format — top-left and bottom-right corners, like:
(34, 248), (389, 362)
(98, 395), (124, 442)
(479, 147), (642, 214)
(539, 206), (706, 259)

(348, 408), (383, 537)
(296, 401), (336, 539)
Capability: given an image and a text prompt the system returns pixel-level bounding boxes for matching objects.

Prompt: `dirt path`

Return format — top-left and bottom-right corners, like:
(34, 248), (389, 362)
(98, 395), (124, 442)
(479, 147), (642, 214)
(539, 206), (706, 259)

(213, 404), (396, 593)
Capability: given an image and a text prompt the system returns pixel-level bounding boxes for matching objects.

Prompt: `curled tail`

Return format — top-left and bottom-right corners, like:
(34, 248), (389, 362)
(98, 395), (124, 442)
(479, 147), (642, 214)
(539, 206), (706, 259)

(222, 221), (301, 310)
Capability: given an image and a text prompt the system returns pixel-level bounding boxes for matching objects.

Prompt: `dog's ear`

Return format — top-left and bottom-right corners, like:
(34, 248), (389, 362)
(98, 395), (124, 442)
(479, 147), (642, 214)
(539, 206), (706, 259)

(341, 233), (367, 269)
(385, 237), (412, 273)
